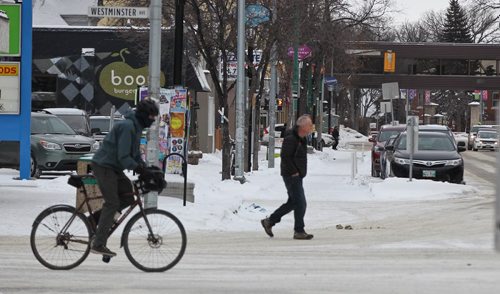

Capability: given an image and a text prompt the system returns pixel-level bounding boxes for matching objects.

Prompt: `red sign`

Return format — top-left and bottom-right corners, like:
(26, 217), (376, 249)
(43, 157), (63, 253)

(287, 45), (312, 61)
(481, 90), (488, 101)
(425, 90), (431, 104)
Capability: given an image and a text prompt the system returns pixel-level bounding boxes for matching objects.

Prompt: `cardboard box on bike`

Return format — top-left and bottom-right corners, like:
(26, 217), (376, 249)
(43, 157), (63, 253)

(75, 156), (103, 213)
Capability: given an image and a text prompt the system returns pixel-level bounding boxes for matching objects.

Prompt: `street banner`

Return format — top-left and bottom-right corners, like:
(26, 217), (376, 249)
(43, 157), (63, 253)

(408, 89), (417, 101)
(384, 51), (396, 73)
(482, 90), (488, 101)
(0, 4), (21, 56)
(425, 90), (431, 104)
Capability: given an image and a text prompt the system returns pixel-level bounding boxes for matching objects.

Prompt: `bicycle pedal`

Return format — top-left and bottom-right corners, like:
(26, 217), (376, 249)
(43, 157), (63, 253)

(102, 256), (111, 263)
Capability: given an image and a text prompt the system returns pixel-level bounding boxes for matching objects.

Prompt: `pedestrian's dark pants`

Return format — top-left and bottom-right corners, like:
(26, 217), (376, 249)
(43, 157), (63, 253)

(91, 162), (134, 247)
(269, 175), (307, 233)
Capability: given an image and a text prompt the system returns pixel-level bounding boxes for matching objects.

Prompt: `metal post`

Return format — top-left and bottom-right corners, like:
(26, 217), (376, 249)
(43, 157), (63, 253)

(147, 0), (162, 167)
(496, 101), (500, 251)
(267, 0), (277, 168)
(234, 0), (246, 180)
(173, 0), (185, 86)
(291, 44), (299, 126)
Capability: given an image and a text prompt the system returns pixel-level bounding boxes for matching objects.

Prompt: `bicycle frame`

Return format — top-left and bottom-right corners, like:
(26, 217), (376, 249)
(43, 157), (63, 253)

(60, 175), (157, 246)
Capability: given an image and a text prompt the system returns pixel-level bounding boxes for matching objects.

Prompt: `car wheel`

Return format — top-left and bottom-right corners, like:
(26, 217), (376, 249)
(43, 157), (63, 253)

(31, 155), (41, 178)
(473, 147), (478, 151)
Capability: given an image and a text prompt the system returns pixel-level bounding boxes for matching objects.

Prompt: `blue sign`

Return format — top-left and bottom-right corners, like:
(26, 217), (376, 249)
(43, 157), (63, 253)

(0, 1), (32, 179)
(324, 76), (337, 85)
(245, 4), (271, 28)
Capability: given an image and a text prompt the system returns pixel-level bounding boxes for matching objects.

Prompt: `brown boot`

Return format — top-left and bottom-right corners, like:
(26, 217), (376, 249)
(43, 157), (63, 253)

(293, 231), (314, 240)
(261, 218), (274, 237)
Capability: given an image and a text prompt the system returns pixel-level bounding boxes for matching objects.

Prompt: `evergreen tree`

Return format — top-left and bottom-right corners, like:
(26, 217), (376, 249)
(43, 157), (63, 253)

(434, 0), (474, 131)
(440, 0), (473, 43)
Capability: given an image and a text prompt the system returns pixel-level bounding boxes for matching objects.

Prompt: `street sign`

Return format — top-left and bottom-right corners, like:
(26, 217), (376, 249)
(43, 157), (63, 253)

(324, 76), (337, 86)
(0, 62), (20, 114)
(382, 82), (399, 100)
(406, 116), (419, 153)
(287, 45), (312, 61)
(88, 6), (149, 19)
(406, 116), (419, 181)
(0, 4), (21, 56)
(245, 4), (271, 28)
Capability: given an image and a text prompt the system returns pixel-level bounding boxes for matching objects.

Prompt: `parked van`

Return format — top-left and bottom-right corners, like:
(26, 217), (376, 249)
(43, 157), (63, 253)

(42, 108), (91, 137)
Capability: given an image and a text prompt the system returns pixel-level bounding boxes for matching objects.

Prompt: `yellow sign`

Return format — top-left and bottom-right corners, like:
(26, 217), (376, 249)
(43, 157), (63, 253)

(384, 51), (396, 73)
(0, 63), (19, 76)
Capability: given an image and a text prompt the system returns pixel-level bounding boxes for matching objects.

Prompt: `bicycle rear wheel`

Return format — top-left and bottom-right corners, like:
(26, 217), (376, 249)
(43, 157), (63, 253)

(123, 209), (186, 272)
(30, 205), (91, 270)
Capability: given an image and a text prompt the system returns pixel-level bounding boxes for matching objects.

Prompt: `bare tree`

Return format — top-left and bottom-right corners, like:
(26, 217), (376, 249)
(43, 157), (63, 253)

(467, 1), (500, 43)
(395, 21), (432, 42)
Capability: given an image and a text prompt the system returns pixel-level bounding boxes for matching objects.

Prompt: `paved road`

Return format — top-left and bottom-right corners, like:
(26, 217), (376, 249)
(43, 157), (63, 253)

(1, 150), (500, 293)
(462, 150), (496, 188)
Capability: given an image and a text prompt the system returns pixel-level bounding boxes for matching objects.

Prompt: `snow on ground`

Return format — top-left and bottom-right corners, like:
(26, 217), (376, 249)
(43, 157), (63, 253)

(0, 143), (477, 236)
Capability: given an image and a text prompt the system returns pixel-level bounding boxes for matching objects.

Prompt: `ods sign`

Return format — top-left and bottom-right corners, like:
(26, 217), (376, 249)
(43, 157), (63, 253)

(0, 62), (20, 114)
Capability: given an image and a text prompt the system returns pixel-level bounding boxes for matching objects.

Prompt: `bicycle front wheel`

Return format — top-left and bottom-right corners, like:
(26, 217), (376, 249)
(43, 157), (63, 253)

(123, 209), (186, 272)
(30, 205), (91, 270)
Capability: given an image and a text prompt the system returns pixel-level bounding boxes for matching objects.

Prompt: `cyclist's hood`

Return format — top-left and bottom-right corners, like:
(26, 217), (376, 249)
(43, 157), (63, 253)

(123, 109), (142, 131)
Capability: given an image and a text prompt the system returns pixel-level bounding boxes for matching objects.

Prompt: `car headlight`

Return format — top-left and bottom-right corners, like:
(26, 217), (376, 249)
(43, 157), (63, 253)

(91, 141), (100, 152)
(394, 157), (410, 165)
(445, 159), (462, 166)
(40, 140), (62, 150)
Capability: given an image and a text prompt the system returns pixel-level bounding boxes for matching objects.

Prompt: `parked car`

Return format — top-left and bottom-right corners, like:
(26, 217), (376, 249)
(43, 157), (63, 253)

(262, 123), (334, 148)
(385, 131), (465, 184)
(42, 108), (91, 137)
(369, 124), (406, 177)
(472, 130), (498, 151)
(0, 112), (99, 178)
(453, 132), (469, 148)
(379, 135), (399, 179)
(89, 115), (124, 142)
(468, 124), (498, 150)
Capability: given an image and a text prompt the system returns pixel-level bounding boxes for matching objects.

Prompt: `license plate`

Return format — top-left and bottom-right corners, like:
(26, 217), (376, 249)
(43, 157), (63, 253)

(422, 170), (436, 178)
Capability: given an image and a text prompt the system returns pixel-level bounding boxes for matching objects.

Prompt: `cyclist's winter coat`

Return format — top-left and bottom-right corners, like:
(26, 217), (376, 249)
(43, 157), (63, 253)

(280, 126), (308, 178)
(92, 110), (144, 172)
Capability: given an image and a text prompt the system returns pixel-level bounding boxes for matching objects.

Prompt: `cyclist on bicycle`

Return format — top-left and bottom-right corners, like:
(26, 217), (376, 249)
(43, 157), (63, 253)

(90, 99), (159, 257)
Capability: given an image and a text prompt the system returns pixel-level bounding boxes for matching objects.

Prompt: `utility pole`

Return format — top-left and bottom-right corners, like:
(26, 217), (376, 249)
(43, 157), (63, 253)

(173, 0), (185, 86)
(268, 0), (277, 168)
(234, 0), (246, 181)
(147, 0), (162, 167)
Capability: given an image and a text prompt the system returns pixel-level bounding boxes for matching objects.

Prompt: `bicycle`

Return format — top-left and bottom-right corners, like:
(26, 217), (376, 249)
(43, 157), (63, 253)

(30, 174), (187, 272)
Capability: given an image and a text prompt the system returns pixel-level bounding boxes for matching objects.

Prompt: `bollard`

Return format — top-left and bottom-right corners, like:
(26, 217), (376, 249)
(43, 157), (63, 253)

(351, 151), (358, 181)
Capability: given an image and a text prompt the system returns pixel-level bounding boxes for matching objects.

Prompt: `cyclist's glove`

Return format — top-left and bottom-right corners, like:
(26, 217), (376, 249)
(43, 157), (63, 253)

(134, 164), (154, 181)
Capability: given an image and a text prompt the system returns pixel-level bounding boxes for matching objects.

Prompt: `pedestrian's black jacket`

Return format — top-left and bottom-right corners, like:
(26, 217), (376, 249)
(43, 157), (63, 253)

(280, 126), (307, 177)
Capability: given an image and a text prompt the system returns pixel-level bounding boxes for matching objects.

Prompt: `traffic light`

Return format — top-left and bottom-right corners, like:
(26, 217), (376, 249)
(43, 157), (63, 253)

(277, 98), (283, 111)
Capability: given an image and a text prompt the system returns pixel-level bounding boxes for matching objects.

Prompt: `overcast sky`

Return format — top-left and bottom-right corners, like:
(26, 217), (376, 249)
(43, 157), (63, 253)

(393, 0), (451, 24)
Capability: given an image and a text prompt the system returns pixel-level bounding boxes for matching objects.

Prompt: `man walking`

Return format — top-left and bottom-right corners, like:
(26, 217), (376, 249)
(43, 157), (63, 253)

(261, 115), (314, 240)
